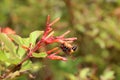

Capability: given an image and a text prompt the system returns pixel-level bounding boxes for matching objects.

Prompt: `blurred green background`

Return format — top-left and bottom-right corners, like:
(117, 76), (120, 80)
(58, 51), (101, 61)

(1, 0), (120, 80)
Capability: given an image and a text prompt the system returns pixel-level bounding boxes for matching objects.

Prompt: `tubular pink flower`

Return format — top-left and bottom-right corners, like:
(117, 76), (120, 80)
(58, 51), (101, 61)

(47, 54), (67, 61)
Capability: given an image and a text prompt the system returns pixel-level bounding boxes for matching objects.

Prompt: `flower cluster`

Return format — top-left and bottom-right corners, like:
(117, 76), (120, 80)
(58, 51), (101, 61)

(22, 15), (77, 61)
(31, 15), (77, 61)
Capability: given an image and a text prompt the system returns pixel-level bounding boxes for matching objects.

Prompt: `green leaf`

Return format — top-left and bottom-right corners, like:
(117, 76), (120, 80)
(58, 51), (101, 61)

(6, 58), (21, 64)
(0, 51), (8, 61)
(17, 46), (26, 58)
(32, 52), (47, 58)
(8, 34), (24, 46)
(9, 30), (43, 47)
(9, 34), (30, 47)
(0, 51), (20, 65)
(21, 60), (32, 70)
(29, 31), (43, 45)
(0, 33), (16, 56)
(22, 38), (30, 47)
(8, 34), (30, 58)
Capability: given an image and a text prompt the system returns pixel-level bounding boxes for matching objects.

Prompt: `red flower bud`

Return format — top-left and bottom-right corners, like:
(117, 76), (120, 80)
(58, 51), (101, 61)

(47, 54), (67, 61)
(0, 27), (16, 34)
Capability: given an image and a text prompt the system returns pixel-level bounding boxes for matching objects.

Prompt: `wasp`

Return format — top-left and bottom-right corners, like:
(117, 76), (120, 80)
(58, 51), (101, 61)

(60, 42), (77, 54)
